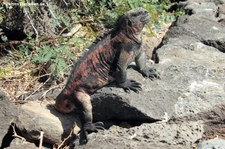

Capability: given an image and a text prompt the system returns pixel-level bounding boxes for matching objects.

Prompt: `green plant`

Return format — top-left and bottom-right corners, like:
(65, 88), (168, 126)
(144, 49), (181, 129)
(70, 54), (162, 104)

(0, 67), (12, 78)
(0, 7), (5, 24)
(0, 5), (5, 41)
(18, 44), (31, 59)
(32, 45), (76, 76)
(79, 0), (181, 30)
(48, 3), (71, 29)
(0, 28), (8, 42)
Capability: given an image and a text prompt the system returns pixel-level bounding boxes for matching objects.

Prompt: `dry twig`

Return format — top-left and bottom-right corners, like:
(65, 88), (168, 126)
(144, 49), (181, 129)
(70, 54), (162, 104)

(24, 8), (39, 39)
(23, 73), (52, 101)
(56, 123), (77, 149)
(11, 123), (26, 142)
(40, 84), (61, 99)
(39, 131), (44, 149)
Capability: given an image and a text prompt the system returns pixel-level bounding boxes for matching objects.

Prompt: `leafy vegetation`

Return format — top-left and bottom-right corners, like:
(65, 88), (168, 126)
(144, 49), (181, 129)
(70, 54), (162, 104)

(32, 45), (76, 76)
(0, 67), (12, 78)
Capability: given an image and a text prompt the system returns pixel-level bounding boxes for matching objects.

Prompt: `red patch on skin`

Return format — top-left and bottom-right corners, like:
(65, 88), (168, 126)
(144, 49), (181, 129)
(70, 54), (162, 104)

(62, 27), (143, 95)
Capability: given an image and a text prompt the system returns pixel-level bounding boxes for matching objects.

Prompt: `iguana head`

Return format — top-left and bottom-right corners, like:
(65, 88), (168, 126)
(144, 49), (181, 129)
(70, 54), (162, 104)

(116, 7), (150, 36)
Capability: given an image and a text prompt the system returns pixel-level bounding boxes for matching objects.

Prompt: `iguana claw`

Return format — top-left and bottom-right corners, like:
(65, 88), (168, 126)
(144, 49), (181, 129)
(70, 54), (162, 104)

(141, 68), (160, 80)
(79, 122), (104, 145)
(118, 79), (142, 93)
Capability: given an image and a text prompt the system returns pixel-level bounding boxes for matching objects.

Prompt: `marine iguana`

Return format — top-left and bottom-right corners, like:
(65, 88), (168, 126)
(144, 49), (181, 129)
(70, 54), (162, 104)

(55, 7), (159, 144)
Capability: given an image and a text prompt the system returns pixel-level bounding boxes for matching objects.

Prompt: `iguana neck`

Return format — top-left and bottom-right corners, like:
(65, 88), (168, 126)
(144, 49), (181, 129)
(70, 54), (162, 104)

(118, 30), (142, 45)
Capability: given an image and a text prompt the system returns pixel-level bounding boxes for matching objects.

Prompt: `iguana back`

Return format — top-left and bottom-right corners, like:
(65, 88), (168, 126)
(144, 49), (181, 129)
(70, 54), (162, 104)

(64, 30), (140, 95)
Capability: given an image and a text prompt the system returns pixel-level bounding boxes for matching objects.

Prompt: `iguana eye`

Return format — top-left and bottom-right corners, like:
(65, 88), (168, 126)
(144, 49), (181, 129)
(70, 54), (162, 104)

(132, 13), (139, 17)
(128, 20), (132, 26)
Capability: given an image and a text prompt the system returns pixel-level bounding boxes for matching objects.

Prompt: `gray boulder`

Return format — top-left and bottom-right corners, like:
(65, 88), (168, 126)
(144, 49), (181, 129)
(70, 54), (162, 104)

(0, 90), (80, 148)
(15, 100), (81, 145)
(0, 91), (18, 148)
(163, 15), (225, 52)
(198, 138), (225, 149)
(5, 138), (38, 149)
(78, 121), (203, 149)
(184, 1), (217, 19)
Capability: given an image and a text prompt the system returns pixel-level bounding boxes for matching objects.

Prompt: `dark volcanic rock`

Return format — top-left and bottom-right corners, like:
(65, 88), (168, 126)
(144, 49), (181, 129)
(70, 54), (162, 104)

(78, 121), (203, 149)
(164, 15), (225, 52)
(0, 90), (18, 148)
(5, 138), (37, 149)
(184, 1), (217, 19)
(91, 71), (180, 122)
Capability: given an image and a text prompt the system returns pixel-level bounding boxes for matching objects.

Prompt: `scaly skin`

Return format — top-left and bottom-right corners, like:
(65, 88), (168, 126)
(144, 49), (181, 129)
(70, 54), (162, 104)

(55, 7), (159, 144)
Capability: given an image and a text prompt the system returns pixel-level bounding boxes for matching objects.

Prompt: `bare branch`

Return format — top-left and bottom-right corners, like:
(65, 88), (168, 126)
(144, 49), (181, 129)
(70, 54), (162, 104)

(46, 3), (61, 28)
(39, 131), (44, 149)
(62, 0), (69, 6)
(11, 123), (26, 142)
(23, 73), (52, 101)
(40, 84), (61, 99)
(24, 8), (39, 39)
(57, 123), (77, 149)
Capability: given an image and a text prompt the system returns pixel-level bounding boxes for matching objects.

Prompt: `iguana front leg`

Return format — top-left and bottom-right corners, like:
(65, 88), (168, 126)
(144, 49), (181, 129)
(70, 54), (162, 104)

(135, 50), (160, 80)
(72, 91), (104, 144)
(115, 50), (142, 92)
